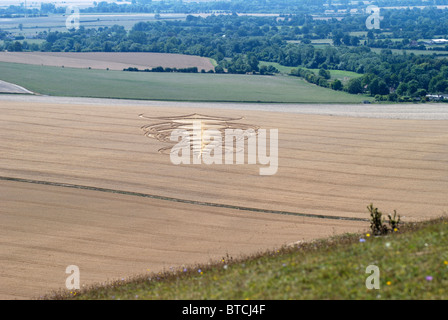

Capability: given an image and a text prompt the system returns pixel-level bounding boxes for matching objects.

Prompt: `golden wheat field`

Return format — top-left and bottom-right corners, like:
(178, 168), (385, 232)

(1, 98), (447, 299)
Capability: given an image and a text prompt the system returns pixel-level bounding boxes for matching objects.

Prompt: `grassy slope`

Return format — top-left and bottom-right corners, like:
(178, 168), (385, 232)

(49, 217), (448, 300)
(0, 61), (371, 103)
(308, 68), (362, 83)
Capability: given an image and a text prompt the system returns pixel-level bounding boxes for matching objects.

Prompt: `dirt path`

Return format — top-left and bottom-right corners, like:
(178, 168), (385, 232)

(1, 100), (447, 299)
(0, 81), (33, 95)
(1, 94), (447, 120)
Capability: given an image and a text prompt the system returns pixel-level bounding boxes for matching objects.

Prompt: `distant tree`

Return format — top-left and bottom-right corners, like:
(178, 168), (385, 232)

(342, 34), (351, 46)
(369, 78), (380, 96)
(40, 3), (56, 13)
(416, 89), (427, 97)
(318, 68), (331, 79)
(318, 77), (329, 87)
(396, 82), (408, 96)
(12, 41), (22, 52)
(388, 93), (398, 102)
(378, 80), (389, 95)
(332, 31), (343, 46)
(407, 80), (419, 96)
(331, 79), (343, 91)
(346, 78), (363, 94)
(351, 36), (360, 46)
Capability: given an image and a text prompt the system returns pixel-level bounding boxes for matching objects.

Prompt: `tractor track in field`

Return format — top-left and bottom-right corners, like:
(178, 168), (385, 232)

(0, 176), (369, 222)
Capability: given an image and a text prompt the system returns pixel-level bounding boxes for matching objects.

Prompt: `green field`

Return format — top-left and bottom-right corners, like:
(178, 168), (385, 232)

(46, 217), (448, 300)
(0, 39), (45, 46)
(308, 68), (362, 83)
(260, 61), (362, 84)
(0, 62), (372, 103)
(259, 61), (296, 74)
(368, 47), (448, 56)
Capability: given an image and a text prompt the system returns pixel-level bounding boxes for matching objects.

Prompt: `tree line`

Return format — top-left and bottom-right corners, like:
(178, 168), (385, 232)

(2, 6), (448, 101)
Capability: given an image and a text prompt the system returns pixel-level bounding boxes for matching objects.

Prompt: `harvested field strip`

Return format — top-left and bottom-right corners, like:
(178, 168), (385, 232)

(0, 176), (368, 222)
(1, 138), (447, 208)
(0, 52), (215, 72)
(2, 103), (448, 142)
(1, 108), (448, 158)
(2, 139), (447, 188)
(1, 125), (447, 192)
(1, 101), (447, 221)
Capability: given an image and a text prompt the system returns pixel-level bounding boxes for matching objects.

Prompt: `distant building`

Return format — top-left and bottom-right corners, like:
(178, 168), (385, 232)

(430, 39), (448, 45)
(426, 94), (448, 101)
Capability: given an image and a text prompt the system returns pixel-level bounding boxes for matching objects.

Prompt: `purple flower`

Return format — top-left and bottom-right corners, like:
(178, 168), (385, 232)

(426, 276), (433, 281)
(359, 238), (366, 243)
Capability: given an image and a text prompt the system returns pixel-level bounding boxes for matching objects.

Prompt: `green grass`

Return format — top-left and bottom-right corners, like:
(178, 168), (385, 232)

(260, 61), (361, 85)
(349, 31), (368, 37)
(47, 217), (448, 300)
(0, 61), (371, 103)
(209, 58), (218, 68)
(259, 61), (296, 74)
(0, 39), (45, 46)
(308, 68), (362, 83)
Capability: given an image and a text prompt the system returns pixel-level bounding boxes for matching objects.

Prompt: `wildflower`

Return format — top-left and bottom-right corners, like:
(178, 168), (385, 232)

(366, 233), (371, 237)
(394, 228), (398, 232)
(385, 242), (391, 248)
(198, 269), (202, 274)
(444, 261), (448, 266)
(223, 265), (228, 270)
(386, 281), (391, 286)
(426, 276), (433, 281)
(359, 238), (366, 243)
(183, 268), (188, 272)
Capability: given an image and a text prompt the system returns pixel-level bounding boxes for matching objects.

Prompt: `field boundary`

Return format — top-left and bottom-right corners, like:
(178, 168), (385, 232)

(0, 176), (369, 222)
(0, 80), (34, 95)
